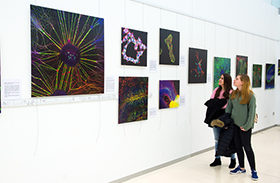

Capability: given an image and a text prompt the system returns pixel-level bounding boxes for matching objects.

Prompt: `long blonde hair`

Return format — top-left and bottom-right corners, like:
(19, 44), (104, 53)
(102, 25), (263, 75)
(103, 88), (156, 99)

(231, 74), (254, 104)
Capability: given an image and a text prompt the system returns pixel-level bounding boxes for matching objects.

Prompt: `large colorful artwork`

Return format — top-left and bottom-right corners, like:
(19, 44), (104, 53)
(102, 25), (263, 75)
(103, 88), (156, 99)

(159, 80), (180, 109)
(188, 48), (207, 83)
(121, 27), (147, 66)
(31, 5), (104, 97)
(118, 77), (148, 124)
(265, 63), (275, 89)
(213, 57), (231, 90)
(159, 28), (180, 65)
(236, 55), (248, 76)
(252, 64), (262, 88)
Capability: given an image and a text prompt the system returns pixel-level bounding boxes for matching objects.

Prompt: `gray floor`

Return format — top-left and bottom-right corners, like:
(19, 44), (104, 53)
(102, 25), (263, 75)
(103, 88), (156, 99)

(123, 126), (280, 183)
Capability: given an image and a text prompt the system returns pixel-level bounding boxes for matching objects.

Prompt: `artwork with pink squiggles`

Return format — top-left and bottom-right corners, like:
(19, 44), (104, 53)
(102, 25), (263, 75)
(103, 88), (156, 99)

(121, 27), (147, 66)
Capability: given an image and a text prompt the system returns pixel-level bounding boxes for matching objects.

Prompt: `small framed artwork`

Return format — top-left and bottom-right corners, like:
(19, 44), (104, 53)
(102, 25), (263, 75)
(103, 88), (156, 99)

(121, 27), (147, 66)
(252, 64), (262, 88)
(188, 48), (207, 83)
(159, 28), (180, 66)
(118, 77), (148, 124)
(265, 63), (275, 89)
(213, 57), (231, 90)
(159, 80), (180, 109)
(278, 59), (280, 76)
(236, 55), (248, 76)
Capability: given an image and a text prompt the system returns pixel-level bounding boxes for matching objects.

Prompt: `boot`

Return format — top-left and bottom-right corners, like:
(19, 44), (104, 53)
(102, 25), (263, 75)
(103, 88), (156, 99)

(210, 158), (221, 167)
(211, 119), (225, 128)
(229, 158), (236, 169)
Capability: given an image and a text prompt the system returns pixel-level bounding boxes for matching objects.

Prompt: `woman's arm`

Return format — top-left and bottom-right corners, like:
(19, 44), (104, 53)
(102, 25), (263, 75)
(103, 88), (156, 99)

(225, 97), (232, 114)
(242, 94), (256, 131)
(221, 89), (233, 109)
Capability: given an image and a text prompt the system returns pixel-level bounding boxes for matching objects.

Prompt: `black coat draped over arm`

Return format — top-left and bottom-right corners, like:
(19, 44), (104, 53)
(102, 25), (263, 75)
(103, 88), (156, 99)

(204, 98), (227, 127)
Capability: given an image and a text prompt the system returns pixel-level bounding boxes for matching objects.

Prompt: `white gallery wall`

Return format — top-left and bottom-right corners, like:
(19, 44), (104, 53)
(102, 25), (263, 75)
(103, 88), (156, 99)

(0, 0), (279, 182)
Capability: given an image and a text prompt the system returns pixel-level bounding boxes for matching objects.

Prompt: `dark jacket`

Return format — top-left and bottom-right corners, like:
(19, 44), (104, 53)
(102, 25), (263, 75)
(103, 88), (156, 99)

(215, 113), (237, 157)
(204, 98), (227, 127)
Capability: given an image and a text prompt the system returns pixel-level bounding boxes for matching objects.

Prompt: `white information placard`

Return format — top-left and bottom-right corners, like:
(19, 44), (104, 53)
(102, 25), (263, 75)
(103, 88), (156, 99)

(3, 79), (22, 100)
(207, 73), (212, 84)
(180, 55), (186, 66)
(105, 75), (117, 93)
(149, 59), (157, 73)
(149, 107), (157, 118)
(180, 95), (186, 107)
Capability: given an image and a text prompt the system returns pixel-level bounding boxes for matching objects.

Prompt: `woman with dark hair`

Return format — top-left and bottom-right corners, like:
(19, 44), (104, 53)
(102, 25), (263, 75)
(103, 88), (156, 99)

(209, 73), (236, 168)
(226, 74), (258, 181)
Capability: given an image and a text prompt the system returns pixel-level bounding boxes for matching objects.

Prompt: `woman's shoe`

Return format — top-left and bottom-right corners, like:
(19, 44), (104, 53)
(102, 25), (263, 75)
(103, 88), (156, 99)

(210, 158), (221, 167)
(229, 158), (236, 169)
(251, 170), (259, 181)
(230, 166), (246, 174)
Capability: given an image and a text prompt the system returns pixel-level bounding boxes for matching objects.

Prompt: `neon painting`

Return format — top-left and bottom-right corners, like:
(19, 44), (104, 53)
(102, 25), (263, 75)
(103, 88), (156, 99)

(159, 80), (180, 109)
(213, 57), (231, 90)
(265, 64), (275, 89)
(118, 77), (148, 124)
(236, 55), (248, 76)
(31, 5), (104, 97)
(159, 28), (180, 65)
(189, 48), (207, 83)
(121, 28), (147, 66)
(252, 64), (262, 88)
(278, 59), (280, 76)
(165, 34), (175, 63)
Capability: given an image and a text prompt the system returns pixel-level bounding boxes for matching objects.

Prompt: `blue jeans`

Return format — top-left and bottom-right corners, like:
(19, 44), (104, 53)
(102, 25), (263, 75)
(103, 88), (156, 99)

(213, 126), (236, 159)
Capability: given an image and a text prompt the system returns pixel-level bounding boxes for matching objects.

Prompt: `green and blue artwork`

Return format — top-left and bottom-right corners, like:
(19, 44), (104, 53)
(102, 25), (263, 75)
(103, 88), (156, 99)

(213, 57), (231, 90)
(265, 63), (275, 89)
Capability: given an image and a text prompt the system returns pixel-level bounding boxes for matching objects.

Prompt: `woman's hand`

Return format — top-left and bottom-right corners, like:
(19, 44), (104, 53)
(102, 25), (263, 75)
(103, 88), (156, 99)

(240, 127), (246, 131)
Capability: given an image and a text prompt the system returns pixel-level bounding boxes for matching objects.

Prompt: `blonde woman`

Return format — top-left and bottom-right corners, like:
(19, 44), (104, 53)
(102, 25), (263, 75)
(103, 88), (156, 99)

(225, 74), (258, 181)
